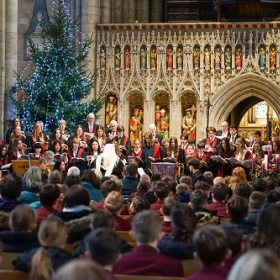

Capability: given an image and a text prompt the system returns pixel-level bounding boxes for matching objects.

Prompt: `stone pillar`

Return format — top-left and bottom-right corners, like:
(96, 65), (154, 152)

(112, 0), (122, 23)
(150, 0), (163, 23)
(82, 0), (100, 98)
(4, 0), (18, 137)
(125, 0), (136, 23)
(100, 0), (111, 24)
(137, 0), (149, 23)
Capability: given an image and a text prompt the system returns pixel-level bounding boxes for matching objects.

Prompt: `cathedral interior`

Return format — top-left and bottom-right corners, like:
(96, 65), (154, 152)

(1, 0), (280, 142)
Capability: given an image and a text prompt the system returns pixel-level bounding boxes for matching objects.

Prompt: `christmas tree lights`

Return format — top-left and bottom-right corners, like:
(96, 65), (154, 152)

(13, 0), (103, 133)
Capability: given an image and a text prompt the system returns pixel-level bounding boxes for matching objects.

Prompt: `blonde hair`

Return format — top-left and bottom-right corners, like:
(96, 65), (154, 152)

(9, 204), (37, 232)
(232, 167), (247, 182)
(30, 215), (68, 280)
(104, 190), (124, 213)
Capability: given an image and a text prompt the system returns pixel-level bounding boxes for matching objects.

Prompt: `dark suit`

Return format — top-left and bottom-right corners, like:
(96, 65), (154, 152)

(113, 244), (184, 276)
(83, 123), (98, 134)
(216, 130), (230, 138)
(153, 133), (163, 145)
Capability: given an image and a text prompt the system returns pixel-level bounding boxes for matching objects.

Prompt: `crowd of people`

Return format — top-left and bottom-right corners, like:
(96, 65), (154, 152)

(0, 116), (279, 279)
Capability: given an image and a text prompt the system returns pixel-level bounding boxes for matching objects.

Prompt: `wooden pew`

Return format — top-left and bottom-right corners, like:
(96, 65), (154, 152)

(181, 259), (200, 277)
(1, 252), (20, 270)
(115, 275), (184, 280)
(0, 270), (29, 280)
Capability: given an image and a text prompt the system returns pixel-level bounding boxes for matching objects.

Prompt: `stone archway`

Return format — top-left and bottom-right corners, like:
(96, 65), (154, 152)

(210, 73), (280, 128)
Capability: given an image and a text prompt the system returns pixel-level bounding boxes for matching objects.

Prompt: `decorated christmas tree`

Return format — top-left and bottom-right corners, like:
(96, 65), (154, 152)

(13, 0), (103, 133)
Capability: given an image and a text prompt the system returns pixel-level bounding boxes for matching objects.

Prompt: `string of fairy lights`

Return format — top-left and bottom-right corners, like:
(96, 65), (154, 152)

(17, 0), (101, 133)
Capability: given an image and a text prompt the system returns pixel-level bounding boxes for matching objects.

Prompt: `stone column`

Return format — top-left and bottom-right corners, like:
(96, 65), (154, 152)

(4, 0), (18, 138)
(112, 0), (122, 23)
(100, 0), (111, 24)
(82, 0), (100, 99)
(136, 0), (149, 23)
(125, 0), (136, 23)
(150, 0), (163, 23)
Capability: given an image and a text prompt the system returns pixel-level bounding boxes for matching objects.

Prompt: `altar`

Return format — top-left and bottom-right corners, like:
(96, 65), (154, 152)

(151, 162), (177, 180)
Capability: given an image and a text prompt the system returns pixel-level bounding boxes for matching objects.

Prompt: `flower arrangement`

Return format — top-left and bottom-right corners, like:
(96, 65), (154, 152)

(250, 163), (280, 181)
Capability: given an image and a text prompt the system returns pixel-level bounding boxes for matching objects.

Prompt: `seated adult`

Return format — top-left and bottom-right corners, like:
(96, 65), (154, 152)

(0, 173), (22, 212)
(0, 204), (39, 252)
(121, 163), (139, 196)
(56, 185), (93, 243)
(19, 166), (44, 210)
(158, 203), (196, 260)
(80, 170), (102, 203)
(104, 191), (131, 231)
(113, 210), (184, 276)
(13, 215), (73, 276)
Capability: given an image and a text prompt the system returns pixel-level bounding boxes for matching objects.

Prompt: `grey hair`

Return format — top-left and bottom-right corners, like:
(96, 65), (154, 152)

(22, 166), (43, 189)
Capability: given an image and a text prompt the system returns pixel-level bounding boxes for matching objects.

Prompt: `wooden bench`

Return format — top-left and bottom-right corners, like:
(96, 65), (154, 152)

(181, 259), (200, 277)
(116, 231), (137, 247)
(1, 252), (20, 270)
(115, 274), (184, 280)
(0, 270), (29, 280)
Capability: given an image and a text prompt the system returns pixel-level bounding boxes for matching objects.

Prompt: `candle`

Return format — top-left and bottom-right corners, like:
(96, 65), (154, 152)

(267, 142), (272, 163)
(276, 155), (280, 173)
(264, 154), (268, 170)
(252, 154), (256, 171)
(262, 161), (266, 177)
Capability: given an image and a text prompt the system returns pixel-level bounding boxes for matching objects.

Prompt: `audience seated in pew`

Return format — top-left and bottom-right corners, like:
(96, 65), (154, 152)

(113, 210), (184, 277)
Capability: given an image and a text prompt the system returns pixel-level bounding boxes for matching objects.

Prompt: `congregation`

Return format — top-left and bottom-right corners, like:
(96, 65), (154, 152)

(0, 114), (280, 279)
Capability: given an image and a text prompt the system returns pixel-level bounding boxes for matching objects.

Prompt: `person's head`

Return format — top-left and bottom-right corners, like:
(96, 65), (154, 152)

(193, 225), (230, 266)
(53, 161), (66, 174)
(220, 223), (243, 258)
(39, 157), (49, 172)
(253, 130), (262, 142)
(171, 203), (197, 242)
(48, 170), (63, 185)
(153, 180), (170, 201)
(169, 136), (178, 150)
(52, 259), (108, 280)
(162, 138), (170, 149)
(179, 175), (192, 186)
(213, 176), (225, 185)
(190, 189), (208, 209)
(39, 183), (61, 207)
(195, 180), (211, 193)
(0, 173), (22, 199)
(227, 249), (280, 280)
(221, 121), (229, 132)
(130, 196), (150, 215)
(65, 175), (81, 188)
(100, 179), (120, 199)
(85, 227), (121, 268)
(90, 139), (101, 154)
(176, 183), (189, 196)
(235, 137), (246, 150)
(44, 150), (55, 163)
(67, 166), (80, 177)
(148, 123), (156, 135)
(234, 182), (252, 199)
(104, 190), (124, 214)
(221, 137), (230, 151)
(109, 120), (118, 132)
(59, 120), (66, 132)
(125, 163), (138, 177)
(232, 166), (247, 182)
(161, 196), (180, 217)
(267, 178), (278, 190)
(52, 140), (62, 153)
(143, 131), (153, 146)
(151, 172), (161, 182)
(188, 158), (200, 172)
(90, 210), (114, 230)
(75, 125), (84, 137)
(81, 170), (101, 189)
(207, 126), (216, 139)
(116, 125), (125, 137)
(63, 185), (90, 208)
(132, 210), (161, 244)
(22, 166), (43, 191)
(249, 191), (267, 209)
(9, 204), (37, 232)
(71, 137), (81, 150)
(272, 131), (280, 142)
(0, 145), (7, 157)
(95, 125), (105, 138)
(226, 195), (248, 220)
(211, 182), (229, 202)
(252, 178), (267, 192)
(230, 124), (238, 136)
(12, 117), (21, 127)
(87, 113), (95, 124)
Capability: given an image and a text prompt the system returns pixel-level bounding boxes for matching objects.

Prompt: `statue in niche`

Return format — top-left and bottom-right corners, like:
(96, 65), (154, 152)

(259, 48), (266, 69)
(214, 47), (221, 69)
(115, 48), (121, 69)
(160, 108), (169, 138)
(155, 105), (161, 133)
(269, 47), (276, 69)
(204, 47), (211, 69)
(235, 48), (242, 69)
(193, 48), (200, 69)
(140, 47), (147, 69)
(100, 48), (106, 70)
(129, 106), (143, 142)
(166, 48), (173, 69)
(150, 47), (157, 69)
(182, 105), (196, 139)
(177, 48), (183, 69)
(225, 47), (232, 69)
(105, 95), (117, 126)
(124, 48), (130, 70)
